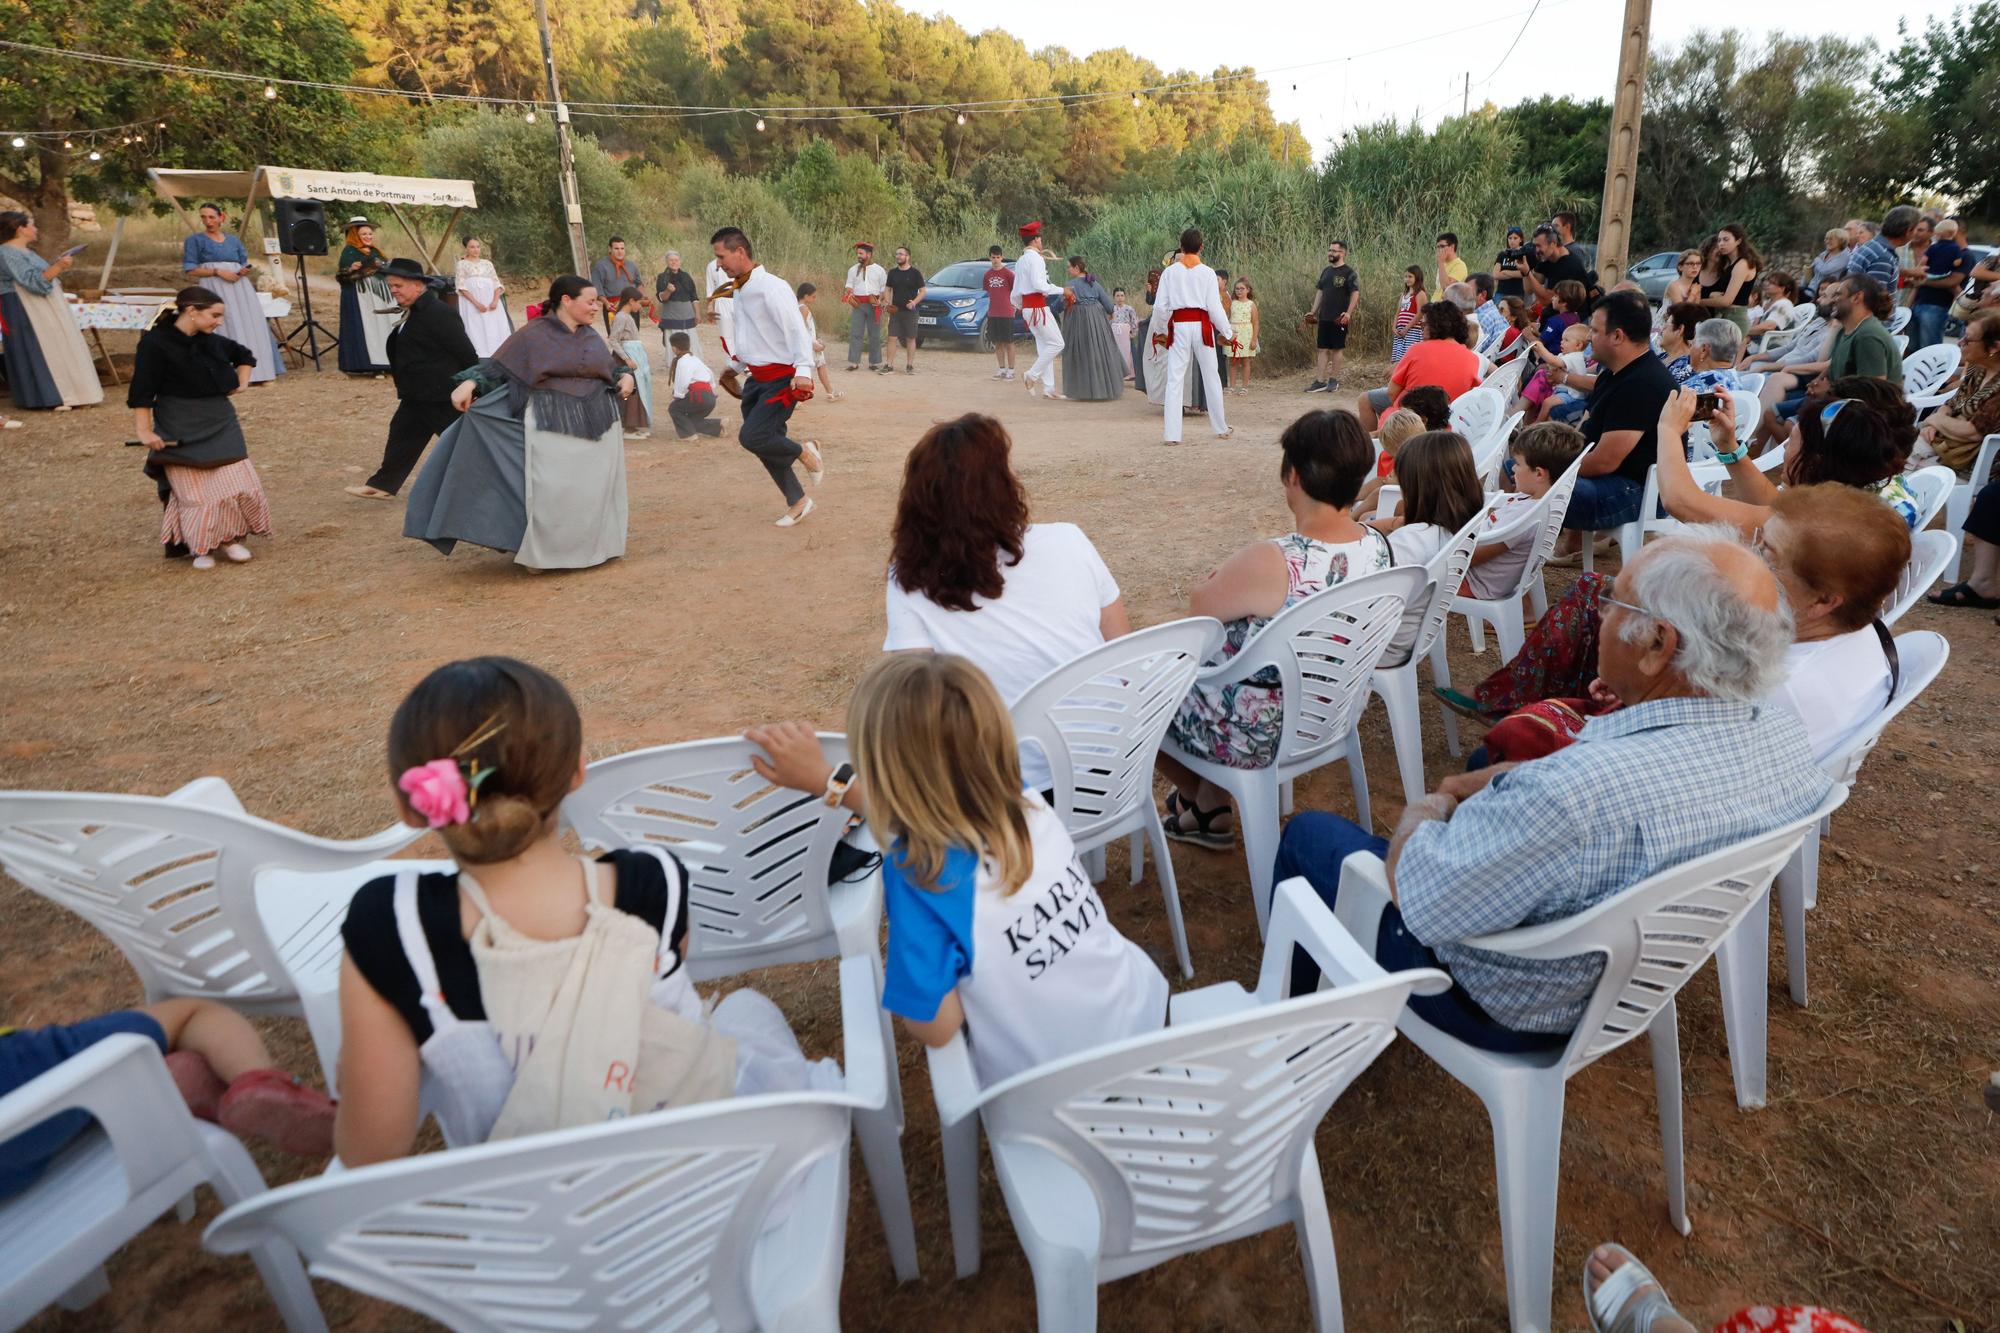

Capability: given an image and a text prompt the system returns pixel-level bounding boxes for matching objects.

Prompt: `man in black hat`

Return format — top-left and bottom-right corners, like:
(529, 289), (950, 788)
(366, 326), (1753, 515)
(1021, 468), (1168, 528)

(345, 256), (479, 499)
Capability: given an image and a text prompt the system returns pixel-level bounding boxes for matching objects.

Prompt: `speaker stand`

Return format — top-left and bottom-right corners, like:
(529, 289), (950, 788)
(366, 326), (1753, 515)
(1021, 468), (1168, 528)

(281, 254), (339, 372)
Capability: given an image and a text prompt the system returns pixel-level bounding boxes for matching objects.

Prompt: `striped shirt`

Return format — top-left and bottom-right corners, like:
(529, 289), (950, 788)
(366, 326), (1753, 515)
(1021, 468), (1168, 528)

(1844, 236), (1901, 291)
(1395, 697), (1833, 1033)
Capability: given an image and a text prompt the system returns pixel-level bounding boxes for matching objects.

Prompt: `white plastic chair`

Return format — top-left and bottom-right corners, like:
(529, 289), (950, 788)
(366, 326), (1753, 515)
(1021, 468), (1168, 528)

(1755, 314), (1820, 359)
(1903, 463), (1957, 531)
(1891, 332), (1910, 355)
(0, 779), (430, 1086)
(208, 951), (904, 1330)
(1941, 433), (2000, 580)
(1712, 634), (1945, 1110)
(563, 734), (882, 976)
(1585, 392), (1761, 574)
(1883, 530), (1957, 626)
(1333, 789), (1844, 1333)
(559, 734), (917, 1280)
(926, 877), (1448, 1327)
(1886, 305), (1912, 336)
(1475, 411), (1526, 489)
(1010, 617), (1225, 979)
(1901, 343), (1961, 412)
(1367, 512), (1484, 804)
(1163, 565), (1428, 936)
(1452, 450), (1587, 660)
(1482, 353), (1530, 405)
(1450, 385), (1504, 456)
(0, 1033), (325, 1332)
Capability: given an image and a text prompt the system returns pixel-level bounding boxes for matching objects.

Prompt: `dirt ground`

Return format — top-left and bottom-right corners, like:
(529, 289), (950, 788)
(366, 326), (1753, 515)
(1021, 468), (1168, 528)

(4, 284), (1997, 1332)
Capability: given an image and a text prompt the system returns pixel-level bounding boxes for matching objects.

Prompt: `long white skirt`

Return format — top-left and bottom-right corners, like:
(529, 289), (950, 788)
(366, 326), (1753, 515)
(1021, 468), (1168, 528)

(197, 266), (282, 383)
(456, 275), (513, 358)
(517, 402), (627, 570)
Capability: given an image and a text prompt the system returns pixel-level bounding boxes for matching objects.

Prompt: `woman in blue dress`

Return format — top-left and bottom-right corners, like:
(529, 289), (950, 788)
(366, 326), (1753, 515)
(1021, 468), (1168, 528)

(181, 203), (282, 385)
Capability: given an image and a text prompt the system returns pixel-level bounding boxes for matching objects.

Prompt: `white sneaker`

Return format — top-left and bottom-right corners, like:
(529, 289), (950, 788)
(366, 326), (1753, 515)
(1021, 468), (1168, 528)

(1002, 369), (1016, 380)
(990, 369), (1008, 380)
(191, 554), (217, 570)
(799, 440), (825, 486)
(222, 543), (253, 563)
(775, 497), (815, 527)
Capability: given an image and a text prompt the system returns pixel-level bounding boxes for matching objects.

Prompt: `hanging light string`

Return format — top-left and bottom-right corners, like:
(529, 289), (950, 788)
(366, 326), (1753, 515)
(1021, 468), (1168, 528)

(0, 6), (1570, 129)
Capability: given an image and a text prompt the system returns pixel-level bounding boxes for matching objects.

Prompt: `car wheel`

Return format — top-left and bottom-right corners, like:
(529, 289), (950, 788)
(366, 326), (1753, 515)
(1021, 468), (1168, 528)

(975, 328), (992, 354)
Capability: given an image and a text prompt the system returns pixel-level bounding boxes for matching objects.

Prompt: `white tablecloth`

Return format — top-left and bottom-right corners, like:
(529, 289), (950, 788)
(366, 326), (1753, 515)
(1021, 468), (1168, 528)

(71, 292), (290, 330)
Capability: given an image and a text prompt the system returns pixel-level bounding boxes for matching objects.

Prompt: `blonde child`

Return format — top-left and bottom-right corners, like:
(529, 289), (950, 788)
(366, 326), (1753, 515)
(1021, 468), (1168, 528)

(747, 655), (1167, 1087)
(1463, 422), (1586, 599)
(1355, 407), (1426, 518)
(334, 657), (829, 1166)
(1227, 278), (1260, 393)
(797, 281), (842, 401)
(1523, 322), (1591, 424)
(1110, 287), (1138, 382)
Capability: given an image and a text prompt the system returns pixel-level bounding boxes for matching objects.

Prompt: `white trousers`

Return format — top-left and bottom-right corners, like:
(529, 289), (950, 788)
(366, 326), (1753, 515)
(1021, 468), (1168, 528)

(1025, 309), (1065, 395)
(1162, 324), (1227, 441)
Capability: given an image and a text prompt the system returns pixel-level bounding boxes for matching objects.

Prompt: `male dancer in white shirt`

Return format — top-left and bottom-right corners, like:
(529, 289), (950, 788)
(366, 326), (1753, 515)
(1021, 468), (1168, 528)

(710, 227), (825, 527)
(1013, 221), (1068, 399)
(704, 252), (737, 361)
(842, 241), (887, 372)
(1148, 226), (1234, 444)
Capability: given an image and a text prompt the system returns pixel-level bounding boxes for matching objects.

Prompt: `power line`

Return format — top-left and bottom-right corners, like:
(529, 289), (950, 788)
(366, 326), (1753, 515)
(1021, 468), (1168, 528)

(1477, 0), (1545, 89)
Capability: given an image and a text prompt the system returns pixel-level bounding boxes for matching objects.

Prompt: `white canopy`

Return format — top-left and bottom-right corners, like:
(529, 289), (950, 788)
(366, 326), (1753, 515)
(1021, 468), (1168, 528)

(147, 166), (478, 268)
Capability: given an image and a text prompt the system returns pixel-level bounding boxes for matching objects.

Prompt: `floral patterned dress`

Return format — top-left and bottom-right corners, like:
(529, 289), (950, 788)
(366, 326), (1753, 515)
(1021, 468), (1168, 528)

(1168, 530), (1395, 770)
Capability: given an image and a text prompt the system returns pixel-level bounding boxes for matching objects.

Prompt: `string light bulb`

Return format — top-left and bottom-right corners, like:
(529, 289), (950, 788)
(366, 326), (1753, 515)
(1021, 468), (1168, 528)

(263, 84), (277, 100)
(63, 139), (73, 149)
(88, 150), (101, 161)
(755, 117), (766, 132)
(525, 108), (537, 123)
(956, 111), (966, 125)
(156, 122), (166, 130)
(1132, 92), (1142, 106)
(9, 137), (23, 149)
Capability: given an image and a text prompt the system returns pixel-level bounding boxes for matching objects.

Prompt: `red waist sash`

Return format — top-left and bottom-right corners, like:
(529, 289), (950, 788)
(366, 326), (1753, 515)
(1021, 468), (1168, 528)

(748, 362), (812, 407)
(1170, 307), (1215, 347)
(1019, 293), (1049, 308)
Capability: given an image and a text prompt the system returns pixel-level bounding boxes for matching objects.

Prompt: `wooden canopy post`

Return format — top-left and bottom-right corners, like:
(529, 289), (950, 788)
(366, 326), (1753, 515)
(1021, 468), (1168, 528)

(427, 207), (465, 271)
(1594, 0), (1652, 288)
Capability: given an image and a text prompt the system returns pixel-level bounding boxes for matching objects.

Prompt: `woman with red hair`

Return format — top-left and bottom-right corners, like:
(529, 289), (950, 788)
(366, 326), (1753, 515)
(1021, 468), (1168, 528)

(882, 413), (1130, 792)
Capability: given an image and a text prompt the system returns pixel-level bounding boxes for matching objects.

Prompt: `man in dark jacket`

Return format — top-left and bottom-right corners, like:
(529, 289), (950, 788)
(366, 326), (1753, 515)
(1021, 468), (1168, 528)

(346, 256), (479, 499)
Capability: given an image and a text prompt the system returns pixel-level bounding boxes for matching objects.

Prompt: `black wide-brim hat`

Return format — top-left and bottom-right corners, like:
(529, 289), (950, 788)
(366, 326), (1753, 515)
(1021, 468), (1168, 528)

(383, 257), (430, 280)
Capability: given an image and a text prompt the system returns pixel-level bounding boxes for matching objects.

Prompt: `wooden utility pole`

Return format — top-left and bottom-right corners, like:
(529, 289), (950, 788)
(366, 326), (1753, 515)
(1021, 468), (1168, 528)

(1462, 71), (1470, 118)
(1594, 0), (1651, 287)
(532, 0), (590, 276)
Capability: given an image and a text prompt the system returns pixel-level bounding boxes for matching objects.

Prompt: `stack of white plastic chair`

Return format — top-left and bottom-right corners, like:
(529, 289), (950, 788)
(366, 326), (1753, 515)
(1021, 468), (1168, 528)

(1710, 634), (1947, 1109)
(1332, 789), (1845, 1332)
(1902, 343), (1962, 414)
(1010, 617), (1224, 980)
(1451, 450), (1587, 659)
(925, 877), (1448, 1330)
(207, 951), (904, 1332)
(559, 733), (917, 1278)
(0, 777), (432, 1089)
(1367, 511), (1485, 802)
(2, 1033), (325, 1331)
(1942, 434), (2000, 580)
(1482, 351), (1531, 404)
(1163, 565), (1428, 935)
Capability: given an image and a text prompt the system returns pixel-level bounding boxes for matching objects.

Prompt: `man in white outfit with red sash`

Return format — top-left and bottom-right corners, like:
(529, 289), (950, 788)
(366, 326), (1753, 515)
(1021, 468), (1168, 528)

(1149, 226), (1234, 445)
(1013, 220), (1067, 399)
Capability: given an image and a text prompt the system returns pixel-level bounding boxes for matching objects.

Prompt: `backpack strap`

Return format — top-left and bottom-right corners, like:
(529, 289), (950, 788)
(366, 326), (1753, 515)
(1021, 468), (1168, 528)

(393, 869), (462, 1037)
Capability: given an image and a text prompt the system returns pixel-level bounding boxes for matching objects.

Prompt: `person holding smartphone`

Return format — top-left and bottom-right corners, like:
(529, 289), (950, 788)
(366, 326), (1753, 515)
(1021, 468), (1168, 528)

(0, 211), (103, 410)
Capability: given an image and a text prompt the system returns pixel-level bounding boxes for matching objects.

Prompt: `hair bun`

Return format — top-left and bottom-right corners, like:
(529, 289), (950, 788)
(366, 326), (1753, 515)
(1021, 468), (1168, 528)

(441, 792), (545, 864)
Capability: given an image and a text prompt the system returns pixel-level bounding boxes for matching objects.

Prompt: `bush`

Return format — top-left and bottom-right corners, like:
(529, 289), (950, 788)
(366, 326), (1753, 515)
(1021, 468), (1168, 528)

(415, 113), (641, 277)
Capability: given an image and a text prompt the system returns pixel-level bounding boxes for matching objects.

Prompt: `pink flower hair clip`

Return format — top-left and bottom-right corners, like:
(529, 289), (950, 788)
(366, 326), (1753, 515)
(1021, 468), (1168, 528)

(398, 715), (507, 829)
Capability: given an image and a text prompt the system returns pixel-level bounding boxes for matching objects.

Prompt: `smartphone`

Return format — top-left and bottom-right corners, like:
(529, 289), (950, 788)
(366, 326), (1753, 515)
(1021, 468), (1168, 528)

(1692, 392), (1719, 423)
(60, 244), (88, 258)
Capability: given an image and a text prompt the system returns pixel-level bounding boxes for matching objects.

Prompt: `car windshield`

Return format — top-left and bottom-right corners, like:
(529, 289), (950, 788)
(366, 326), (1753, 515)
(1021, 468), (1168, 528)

(931, 261), (995, 289)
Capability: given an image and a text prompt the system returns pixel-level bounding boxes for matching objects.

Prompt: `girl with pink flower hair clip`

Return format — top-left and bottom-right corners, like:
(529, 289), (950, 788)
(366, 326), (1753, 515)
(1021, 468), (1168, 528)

(332, 656), (834, 1167)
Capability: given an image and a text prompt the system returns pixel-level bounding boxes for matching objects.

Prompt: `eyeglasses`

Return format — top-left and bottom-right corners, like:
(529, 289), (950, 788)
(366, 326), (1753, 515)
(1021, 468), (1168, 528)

(1600, 592), (1659, 622)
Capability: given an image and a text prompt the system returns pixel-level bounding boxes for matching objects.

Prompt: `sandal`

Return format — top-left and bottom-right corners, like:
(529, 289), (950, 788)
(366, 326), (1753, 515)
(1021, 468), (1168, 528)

(1163, 790), (1235, 849)
(1433, 687), (1502, 723)
(1583, 1243), (1686, 1333)
(1927, 581), (2000, 610)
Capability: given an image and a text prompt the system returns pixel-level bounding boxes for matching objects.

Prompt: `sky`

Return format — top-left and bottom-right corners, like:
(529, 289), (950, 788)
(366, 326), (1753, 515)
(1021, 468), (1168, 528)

(917, 0), (1971, 156)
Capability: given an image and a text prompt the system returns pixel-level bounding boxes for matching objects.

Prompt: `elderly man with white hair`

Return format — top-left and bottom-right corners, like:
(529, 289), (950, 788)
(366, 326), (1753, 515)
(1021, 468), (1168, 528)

(1269, 527), (1835, 1046)
(1681, 317), (1743, 394)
